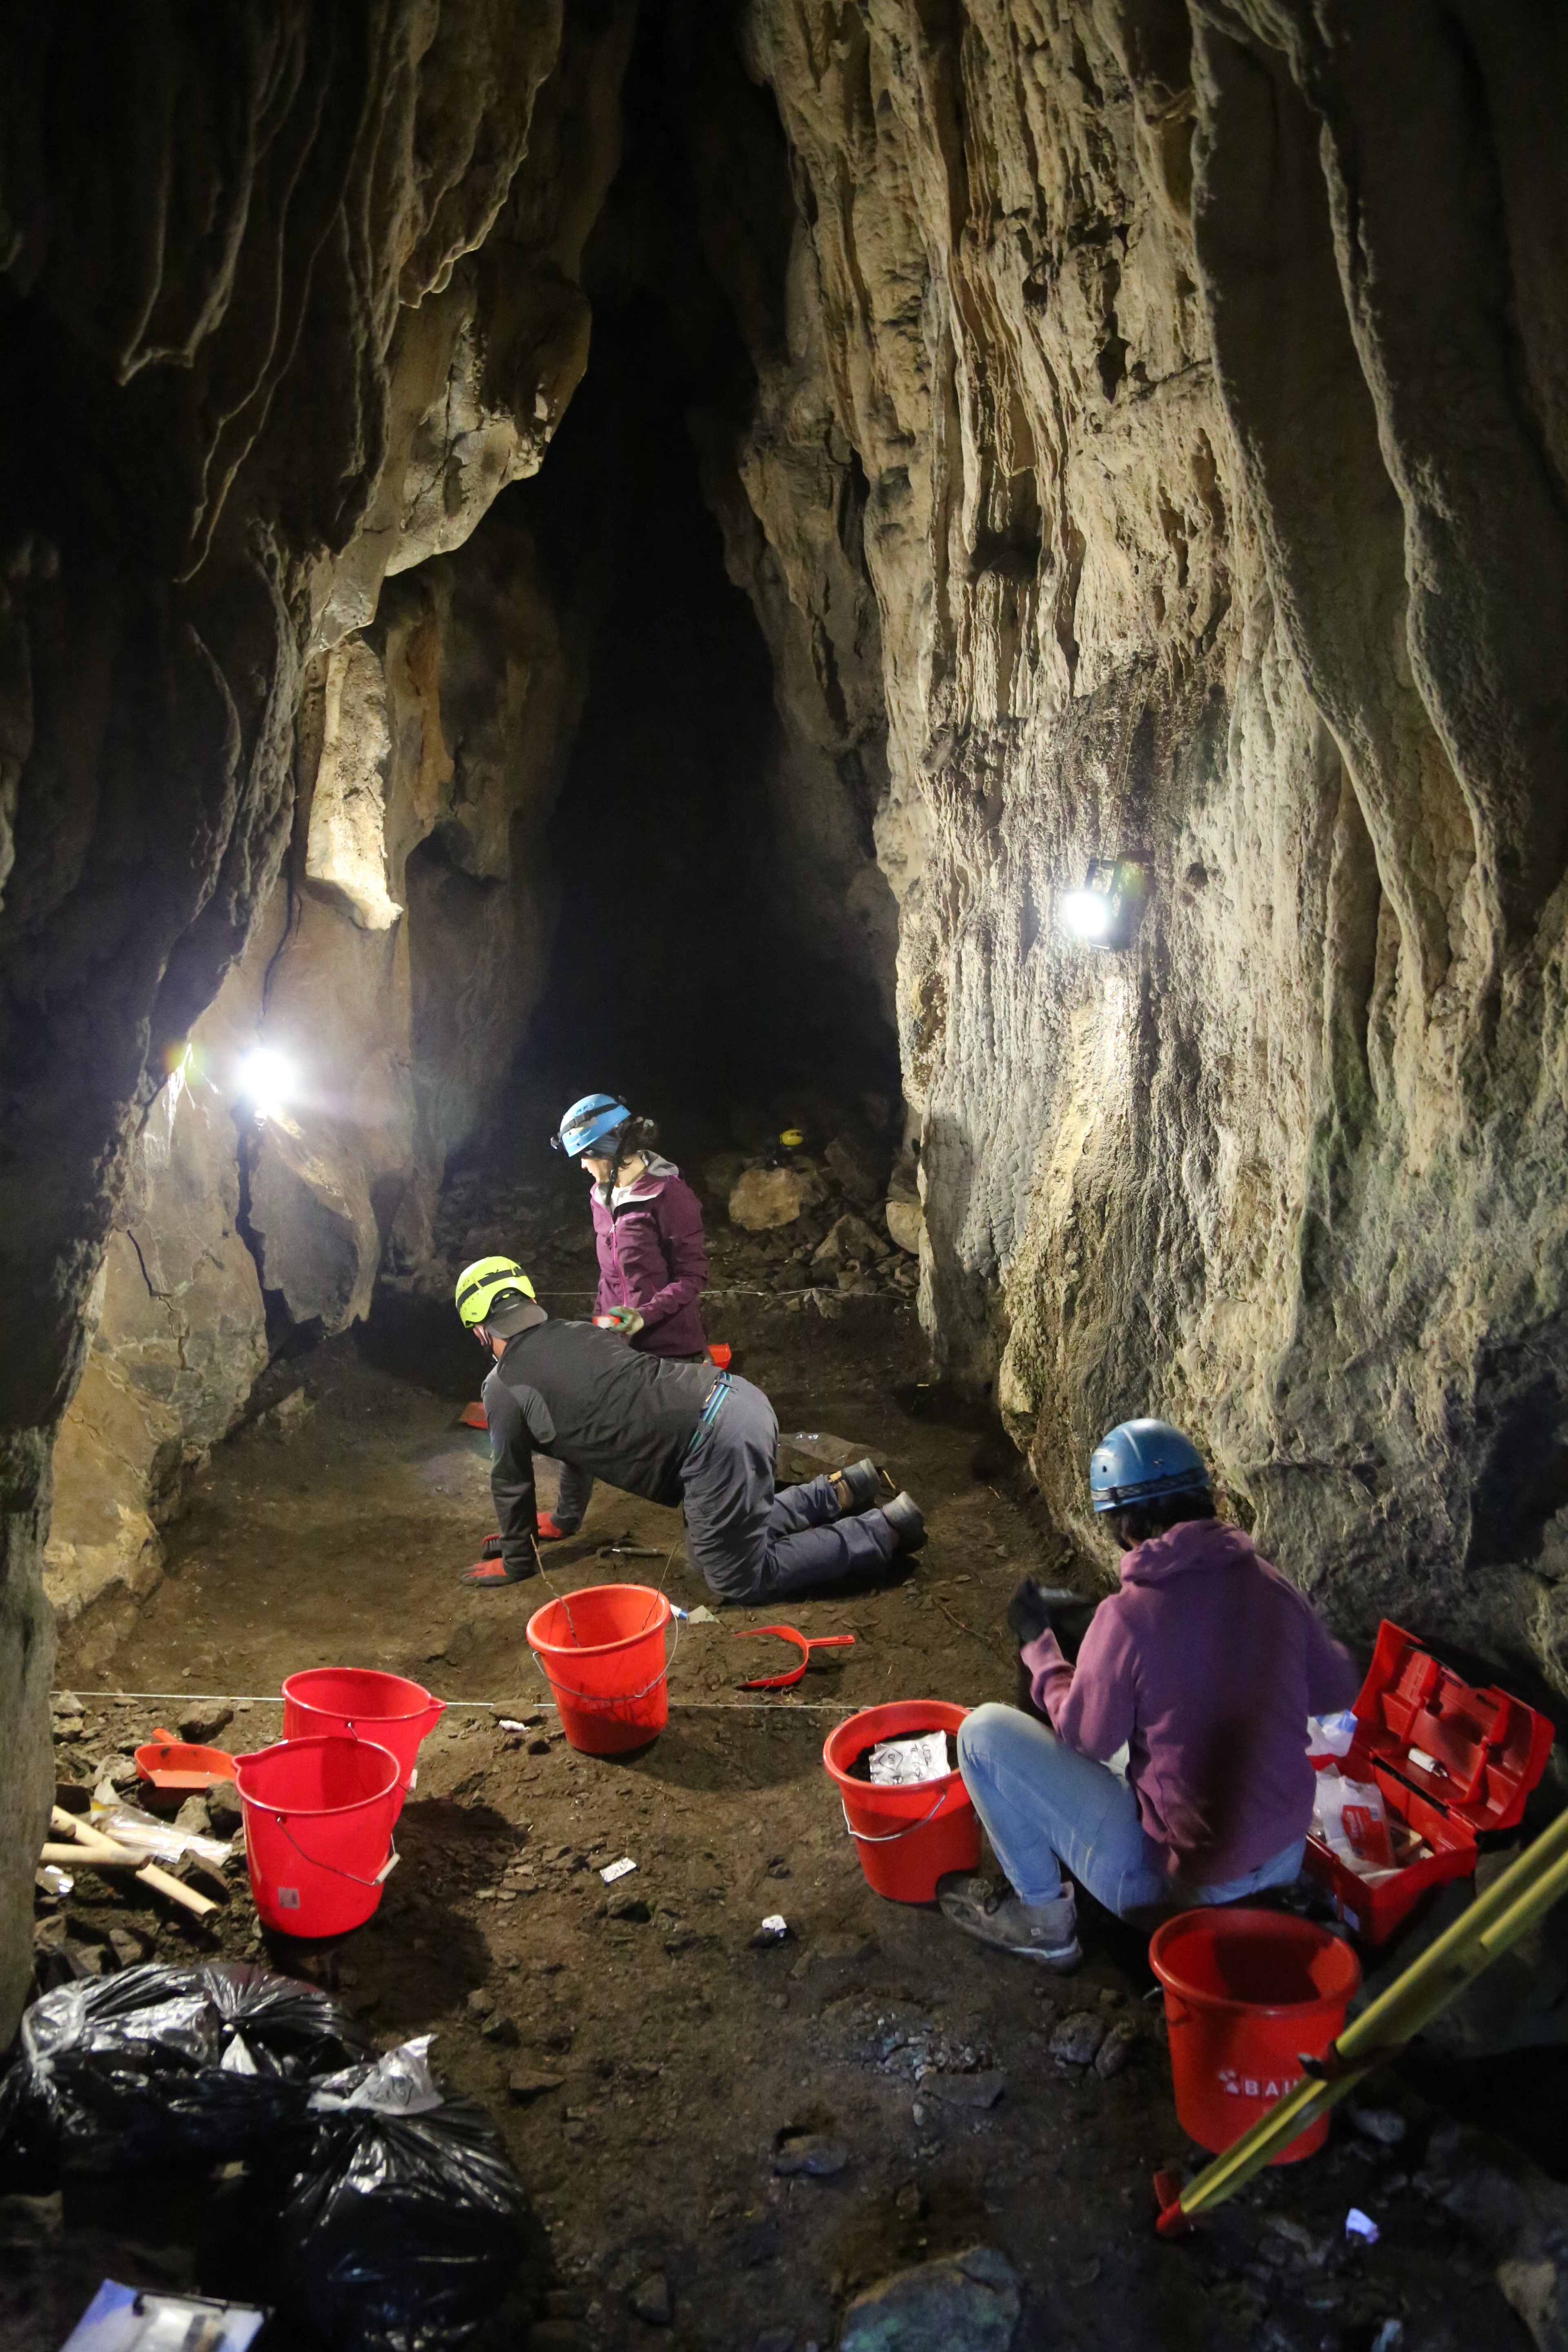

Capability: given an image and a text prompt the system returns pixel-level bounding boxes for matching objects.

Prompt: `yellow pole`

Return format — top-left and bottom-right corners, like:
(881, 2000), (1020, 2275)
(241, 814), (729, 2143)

(1157, 1804), (1568, 2233)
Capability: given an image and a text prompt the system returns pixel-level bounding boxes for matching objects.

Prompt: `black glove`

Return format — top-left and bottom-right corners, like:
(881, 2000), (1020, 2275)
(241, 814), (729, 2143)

(1005, 1577), (1054, 1645)
(1006, 1579), (1099, 1663)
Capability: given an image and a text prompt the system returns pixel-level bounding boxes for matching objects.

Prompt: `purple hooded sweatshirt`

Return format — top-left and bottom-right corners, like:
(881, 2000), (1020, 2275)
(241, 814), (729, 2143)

(590, 1152), (709, 1359)
(1022, 1519), (1358, 1886)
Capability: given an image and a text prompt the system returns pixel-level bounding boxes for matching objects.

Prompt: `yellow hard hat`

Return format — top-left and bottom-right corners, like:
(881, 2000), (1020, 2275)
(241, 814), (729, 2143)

(454, 1256), (535, 1330)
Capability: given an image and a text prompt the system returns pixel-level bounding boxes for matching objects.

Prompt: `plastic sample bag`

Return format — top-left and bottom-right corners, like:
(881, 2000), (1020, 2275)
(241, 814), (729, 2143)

(0, 1961), (374, 2189)
(1312, 1766), (1428, 1884)
(278, 2040), (528, 2350)
(60, 2279), (265, 2351)
(869, 1732), (951, 1787)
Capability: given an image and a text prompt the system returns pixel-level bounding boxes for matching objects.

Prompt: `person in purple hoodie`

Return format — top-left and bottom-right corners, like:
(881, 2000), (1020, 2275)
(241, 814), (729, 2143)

(938, 1419), (1359, 1973)
(544, 1092), (712, 1537)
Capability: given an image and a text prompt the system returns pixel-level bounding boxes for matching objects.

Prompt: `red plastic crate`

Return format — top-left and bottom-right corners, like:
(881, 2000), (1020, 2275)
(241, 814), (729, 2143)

(1303, 1619), (1554, 1944)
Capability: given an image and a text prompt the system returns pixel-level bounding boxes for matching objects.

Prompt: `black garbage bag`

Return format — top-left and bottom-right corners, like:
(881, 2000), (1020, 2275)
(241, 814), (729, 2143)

(0, 1961), (375, 2189)
(277, 2040), (528, 2351)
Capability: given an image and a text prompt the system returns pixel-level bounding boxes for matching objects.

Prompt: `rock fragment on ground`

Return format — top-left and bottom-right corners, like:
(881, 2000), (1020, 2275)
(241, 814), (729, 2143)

(930, 2068), (1005, 2110)
(1049, 2011), (1108, 2066)
(812, 1212), (889, 1273)
(729, 1166), (814, 1230)
(773, 2129), (849, 2178)
(508, 2069), (566, 2105)
(178, 1702), (234, 1742)
(884, 1198), (923, 1255)
(206, 1778), (243, 1836)
(1094, 2018), (1139, 2078)
(1350, 2101), (1408, 2146)
(630, 2272), (671, 2325)
(824, 1131), (885, 1205)
(1421, 2120), (1568, 2352)
(838, 2245), (1020, 2352)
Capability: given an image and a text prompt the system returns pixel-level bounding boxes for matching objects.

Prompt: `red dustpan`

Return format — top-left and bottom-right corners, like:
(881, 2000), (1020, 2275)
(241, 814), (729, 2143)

(734, 1626), (855, 1689)
(135, 1727), (238, 1790)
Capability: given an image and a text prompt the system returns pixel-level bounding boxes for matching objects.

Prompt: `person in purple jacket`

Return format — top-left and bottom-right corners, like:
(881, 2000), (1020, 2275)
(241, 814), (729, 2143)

(938, 1419), (1359, 1973)
(544, 1092), (712, 1537)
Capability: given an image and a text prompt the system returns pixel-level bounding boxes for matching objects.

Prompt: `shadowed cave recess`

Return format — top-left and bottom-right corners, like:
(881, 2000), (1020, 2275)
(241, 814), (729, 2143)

(6, 0), (1568, 2341)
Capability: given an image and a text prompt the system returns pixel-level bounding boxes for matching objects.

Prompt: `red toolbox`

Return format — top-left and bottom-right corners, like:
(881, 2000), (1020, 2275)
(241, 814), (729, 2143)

(1303, 1619), (1554, 1944)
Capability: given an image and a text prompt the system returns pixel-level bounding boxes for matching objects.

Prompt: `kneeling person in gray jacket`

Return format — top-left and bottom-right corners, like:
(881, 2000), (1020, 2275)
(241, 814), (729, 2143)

(454, 1254), (926, 1598)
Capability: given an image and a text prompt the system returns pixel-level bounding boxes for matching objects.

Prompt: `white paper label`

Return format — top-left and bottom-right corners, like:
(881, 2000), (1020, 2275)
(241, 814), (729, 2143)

(278, 1887), (301, 1909)
(600, 1856), (637, 1883)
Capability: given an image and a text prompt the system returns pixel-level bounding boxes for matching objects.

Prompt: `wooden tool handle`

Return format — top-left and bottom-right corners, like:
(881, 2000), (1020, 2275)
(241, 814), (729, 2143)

(136, 1862), (218, 1918)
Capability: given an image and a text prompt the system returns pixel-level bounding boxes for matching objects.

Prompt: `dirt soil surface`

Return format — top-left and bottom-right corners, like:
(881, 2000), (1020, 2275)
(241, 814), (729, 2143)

(26, 1290), (1533, 2352)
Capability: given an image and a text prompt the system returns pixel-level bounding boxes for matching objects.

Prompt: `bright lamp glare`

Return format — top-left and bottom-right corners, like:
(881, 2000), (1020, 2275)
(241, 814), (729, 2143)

(1060, 889), (1111, 941)
(239, 1047), (292, 1121)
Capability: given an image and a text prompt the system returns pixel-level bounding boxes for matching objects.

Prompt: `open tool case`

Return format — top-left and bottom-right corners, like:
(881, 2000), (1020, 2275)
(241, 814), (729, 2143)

(1304, 1619), (1554, 1943)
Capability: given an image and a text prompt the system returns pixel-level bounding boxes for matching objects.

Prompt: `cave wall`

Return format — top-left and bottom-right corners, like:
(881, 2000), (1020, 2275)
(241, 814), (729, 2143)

(713, 0), (1568, 1682)
(0, 0), (633, 2038)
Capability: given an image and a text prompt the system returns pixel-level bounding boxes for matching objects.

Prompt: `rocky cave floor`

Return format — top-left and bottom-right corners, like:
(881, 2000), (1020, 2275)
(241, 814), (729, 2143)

(10, 1195), (1539, 2352)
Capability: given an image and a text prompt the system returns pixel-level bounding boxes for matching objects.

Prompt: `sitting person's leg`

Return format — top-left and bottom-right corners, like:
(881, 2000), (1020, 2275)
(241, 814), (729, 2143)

(1189, 1837), (1307, 1907)
(682, 1383), (900, 1600)
(941, 1703), (1169, 1965)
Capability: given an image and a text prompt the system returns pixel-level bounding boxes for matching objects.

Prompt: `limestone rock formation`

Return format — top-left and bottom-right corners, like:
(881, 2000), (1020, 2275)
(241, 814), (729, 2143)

(722, 1), (1568, 1689)
(45, 1047), (268, 1642)
(0, 0), (629, 2036)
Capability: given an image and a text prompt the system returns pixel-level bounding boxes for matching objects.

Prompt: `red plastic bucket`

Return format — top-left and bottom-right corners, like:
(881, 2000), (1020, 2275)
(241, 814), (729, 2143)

(235, 1734), (402, 1936)
(822, 1702), (980, 1902)
(1150, 1907), (1362, 2162)
(525, 1584), (675, 1755)
(281, 1668), (445, 1795)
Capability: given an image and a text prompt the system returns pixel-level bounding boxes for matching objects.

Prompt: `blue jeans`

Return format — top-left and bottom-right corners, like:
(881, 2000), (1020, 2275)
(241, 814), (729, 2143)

(957, 1703), (1305, 1918)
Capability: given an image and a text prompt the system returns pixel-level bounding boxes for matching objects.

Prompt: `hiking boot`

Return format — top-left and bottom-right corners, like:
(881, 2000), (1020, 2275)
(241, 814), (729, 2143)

(876, 1490), (926, 1554)
(826, 1457), (881, 1514)
(936, 1873), (1082, 1971)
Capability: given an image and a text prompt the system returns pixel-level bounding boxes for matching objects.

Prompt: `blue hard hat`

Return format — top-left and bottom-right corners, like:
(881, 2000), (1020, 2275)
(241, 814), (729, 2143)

(1089, 1419), (1210, 1512)
(553, 1093), (630, 1157)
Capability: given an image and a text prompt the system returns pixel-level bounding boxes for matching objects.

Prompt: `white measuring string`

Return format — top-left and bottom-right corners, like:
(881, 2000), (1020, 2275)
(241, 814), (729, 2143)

(52, 1688), (878, 1716)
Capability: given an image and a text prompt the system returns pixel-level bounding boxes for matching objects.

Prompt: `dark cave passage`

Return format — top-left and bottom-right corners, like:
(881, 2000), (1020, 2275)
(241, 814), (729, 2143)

(527, 291), (797, 1106)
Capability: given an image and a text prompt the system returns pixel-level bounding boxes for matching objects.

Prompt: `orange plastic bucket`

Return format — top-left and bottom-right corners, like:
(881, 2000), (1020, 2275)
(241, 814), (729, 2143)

(235, 1734), (402, 1936)
(281, 1668), (445, 1794)
(525, 1584), (675, 1755)
(1150, 1907), (1362, 2162)
(822, 1702), (980, 1902)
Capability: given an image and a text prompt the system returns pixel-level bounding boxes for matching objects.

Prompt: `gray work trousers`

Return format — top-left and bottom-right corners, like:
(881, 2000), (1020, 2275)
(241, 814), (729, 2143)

(678, 1374), (896, 1602)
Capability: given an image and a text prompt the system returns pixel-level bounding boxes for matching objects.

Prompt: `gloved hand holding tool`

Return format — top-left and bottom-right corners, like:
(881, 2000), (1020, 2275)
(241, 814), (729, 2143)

(1006, 1578), (1099, 1662)
(593, 1305), (645, 1338)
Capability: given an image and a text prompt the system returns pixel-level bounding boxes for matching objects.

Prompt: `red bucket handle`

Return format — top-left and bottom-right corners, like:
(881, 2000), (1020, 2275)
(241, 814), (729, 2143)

(530, 1613), (682, 1707)
(839, 1787), (950, 1844)
(272, 1815), (400, 1891)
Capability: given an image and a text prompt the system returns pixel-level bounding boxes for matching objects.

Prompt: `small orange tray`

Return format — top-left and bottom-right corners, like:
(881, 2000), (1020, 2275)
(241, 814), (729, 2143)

(135, 1726), (238, 1790)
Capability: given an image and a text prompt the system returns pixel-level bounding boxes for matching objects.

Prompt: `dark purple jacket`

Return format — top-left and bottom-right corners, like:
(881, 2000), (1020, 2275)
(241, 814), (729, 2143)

(590, 1154), (709, 1358)
(1023, 1519), (1358, 1886)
